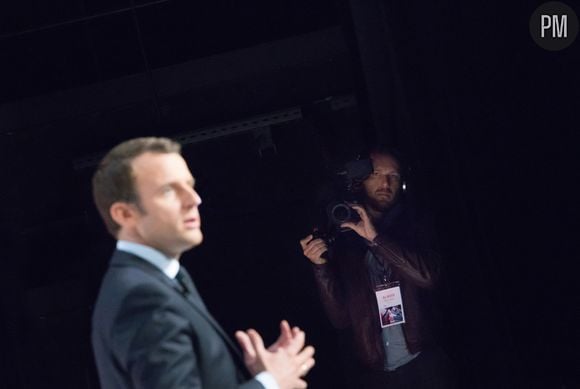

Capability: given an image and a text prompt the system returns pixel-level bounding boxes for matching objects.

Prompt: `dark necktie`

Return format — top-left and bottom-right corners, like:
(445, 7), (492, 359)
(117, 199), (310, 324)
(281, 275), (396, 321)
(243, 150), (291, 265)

(175, 268), (207, 310)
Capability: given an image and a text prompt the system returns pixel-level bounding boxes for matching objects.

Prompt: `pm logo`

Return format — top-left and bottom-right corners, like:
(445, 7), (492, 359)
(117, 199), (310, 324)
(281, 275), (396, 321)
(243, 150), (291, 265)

(530, 2), (578, 50)
(541, 14), (568, 38)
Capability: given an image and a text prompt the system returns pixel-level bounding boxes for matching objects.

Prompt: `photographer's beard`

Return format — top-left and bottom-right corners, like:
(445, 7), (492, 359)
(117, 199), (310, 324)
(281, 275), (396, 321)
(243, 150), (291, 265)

(362, 188), (399, 221)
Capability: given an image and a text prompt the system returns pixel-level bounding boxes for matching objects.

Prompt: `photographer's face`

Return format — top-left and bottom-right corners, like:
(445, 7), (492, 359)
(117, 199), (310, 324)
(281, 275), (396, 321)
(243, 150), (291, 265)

(362, 152), (401, 213)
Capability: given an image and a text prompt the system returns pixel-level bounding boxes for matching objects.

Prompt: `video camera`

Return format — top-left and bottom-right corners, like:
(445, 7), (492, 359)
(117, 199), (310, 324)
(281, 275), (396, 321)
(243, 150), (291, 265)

(311, 157), (373, 256)
(325, 157), (373, 224)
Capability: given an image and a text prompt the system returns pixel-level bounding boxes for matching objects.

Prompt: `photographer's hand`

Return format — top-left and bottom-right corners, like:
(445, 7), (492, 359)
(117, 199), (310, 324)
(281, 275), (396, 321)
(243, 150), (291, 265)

(341, 204), (378, 242)
(300, 235), (328, 265)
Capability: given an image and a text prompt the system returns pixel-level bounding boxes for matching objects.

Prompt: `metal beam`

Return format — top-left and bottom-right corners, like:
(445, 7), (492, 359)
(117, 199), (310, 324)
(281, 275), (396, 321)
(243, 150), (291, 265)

(72, 107), (302, 170)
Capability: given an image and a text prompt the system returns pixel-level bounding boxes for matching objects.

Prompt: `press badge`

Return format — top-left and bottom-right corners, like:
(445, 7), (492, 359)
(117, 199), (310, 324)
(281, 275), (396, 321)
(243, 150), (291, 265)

(375, 281), (405, 328)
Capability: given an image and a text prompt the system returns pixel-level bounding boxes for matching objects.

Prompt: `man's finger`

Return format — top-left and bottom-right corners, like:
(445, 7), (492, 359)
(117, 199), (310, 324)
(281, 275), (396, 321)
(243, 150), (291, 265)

(306, 239), (325, 249)
(287, 329), (306, 355)
(293, 378), (308, 389)
(299, 235), (313, 249)
(340, 221), (356, 231)
(279, 320), (291, 339)
(311, 246), (328, 259)
(235, 331), (256, 361)
(305, 242), (326, 256)
(294, 345), (315, 368)
(304, 241), (327, 258)
(281, 327), (305, 355)
(292, 326), (302, 340)
(247, 329), (267, 354)
(350, 204), (371, 222)
(305, 240), (326, 253)
(349, 204), (365, 218)
(298, 358), (316, 377)
(274, 320), (292, 349)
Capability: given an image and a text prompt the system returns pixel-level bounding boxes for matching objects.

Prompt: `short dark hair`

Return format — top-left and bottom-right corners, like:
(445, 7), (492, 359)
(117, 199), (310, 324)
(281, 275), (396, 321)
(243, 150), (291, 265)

(92, 137), (181, 237)
(367, 145), (403, 168)
(367, 145), (409, 179)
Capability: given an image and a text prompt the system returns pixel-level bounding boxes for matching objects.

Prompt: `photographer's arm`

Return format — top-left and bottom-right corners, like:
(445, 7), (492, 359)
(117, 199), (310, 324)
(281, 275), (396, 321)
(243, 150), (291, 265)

(367, 234), (439, 289)
(342, 205), (440, 289)
(300, 235), (350, 328)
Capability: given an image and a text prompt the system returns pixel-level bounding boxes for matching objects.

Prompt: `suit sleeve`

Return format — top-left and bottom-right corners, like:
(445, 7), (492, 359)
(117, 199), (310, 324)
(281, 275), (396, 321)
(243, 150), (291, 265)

(110, 285), (264, 389)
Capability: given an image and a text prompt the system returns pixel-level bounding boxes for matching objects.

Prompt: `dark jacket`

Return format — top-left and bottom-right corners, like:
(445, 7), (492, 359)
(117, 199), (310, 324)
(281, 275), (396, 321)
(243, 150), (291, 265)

(312, 202), (440, 370)
(92, 250), (261, 389)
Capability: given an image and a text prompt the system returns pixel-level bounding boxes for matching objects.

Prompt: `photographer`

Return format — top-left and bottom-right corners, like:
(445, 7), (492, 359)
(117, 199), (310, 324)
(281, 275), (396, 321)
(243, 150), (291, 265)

(300, 148), (454, 388)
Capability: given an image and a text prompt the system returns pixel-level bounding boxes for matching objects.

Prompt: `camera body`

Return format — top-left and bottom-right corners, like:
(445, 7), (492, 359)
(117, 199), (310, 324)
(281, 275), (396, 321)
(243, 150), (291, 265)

(311, 157), (373, 253)
(312, 229), (336, 245)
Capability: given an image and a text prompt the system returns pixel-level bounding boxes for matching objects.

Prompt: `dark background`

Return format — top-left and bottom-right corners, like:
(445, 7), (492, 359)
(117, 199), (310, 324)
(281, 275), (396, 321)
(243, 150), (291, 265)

(0, 1), (578, 388)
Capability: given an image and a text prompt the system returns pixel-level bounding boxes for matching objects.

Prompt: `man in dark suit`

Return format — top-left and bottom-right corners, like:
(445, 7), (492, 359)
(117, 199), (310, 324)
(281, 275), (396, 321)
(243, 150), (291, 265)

(91, 137), (315, 389)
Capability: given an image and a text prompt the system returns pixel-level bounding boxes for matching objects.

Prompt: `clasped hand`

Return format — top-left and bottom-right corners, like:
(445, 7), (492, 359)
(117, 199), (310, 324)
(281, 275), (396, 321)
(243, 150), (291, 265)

(235, 320), (315, 389)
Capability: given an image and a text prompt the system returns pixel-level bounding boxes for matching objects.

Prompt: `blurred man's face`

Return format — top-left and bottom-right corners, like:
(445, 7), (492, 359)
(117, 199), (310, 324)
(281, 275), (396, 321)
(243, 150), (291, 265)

(362, 152), (402, 213)
(125, 152), (203, 257)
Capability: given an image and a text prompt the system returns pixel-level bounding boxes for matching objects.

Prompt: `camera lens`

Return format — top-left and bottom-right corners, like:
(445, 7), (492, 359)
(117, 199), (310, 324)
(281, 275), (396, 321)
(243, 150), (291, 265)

(327, 201), (360, 225)
(330, 203), (352, 224)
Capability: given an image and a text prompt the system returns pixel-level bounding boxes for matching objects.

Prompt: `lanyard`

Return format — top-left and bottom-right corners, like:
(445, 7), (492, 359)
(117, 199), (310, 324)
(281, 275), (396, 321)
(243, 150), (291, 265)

(369, 250), (392, 285)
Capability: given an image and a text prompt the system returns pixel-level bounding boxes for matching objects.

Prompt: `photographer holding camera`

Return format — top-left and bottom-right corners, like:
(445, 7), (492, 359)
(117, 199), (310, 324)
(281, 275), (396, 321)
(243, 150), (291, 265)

(300, 148), (454, 388)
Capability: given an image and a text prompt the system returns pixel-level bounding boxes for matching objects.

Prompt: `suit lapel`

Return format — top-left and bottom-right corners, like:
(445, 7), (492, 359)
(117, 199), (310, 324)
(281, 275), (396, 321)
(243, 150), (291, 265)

(110, 250), (243, 362)
(177, 270), (243, 361)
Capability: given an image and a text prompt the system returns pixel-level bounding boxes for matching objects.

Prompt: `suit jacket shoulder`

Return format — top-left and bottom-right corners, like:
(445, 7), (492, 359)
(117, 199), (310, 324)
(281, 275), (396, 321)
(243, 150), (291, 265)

(92, 250), (263, 389)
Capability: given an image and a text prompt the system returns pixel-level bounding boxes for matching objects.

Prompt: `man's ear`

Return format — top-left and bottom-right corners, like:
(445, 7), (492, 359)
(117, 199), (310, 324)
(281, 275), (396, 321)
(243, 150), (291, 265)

(110, 202), (138, 229)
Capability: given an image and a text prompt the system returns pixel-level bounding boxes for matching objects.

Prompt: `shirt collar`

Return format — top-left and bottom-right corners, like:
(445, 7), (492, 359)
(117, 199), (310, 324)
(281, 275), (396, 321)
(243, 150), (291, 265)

(116, 240), (180, 279)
